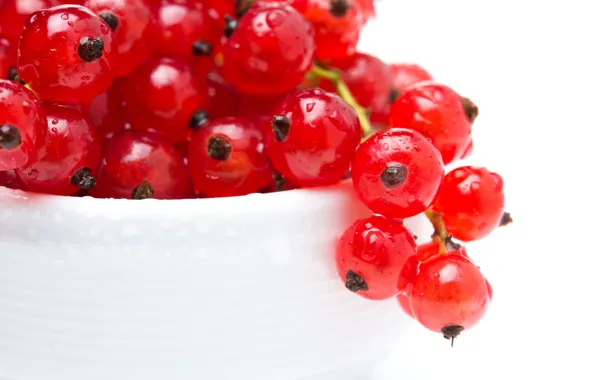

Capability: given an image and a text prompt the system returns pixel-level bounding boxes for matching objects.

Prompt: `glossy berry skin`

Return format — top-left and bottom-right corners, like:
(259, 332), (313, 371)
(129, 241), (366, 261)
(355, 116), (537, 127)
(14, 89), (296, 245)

(0, 0), (57, 44)
(219, 2), (315, 95)
(390, 83), (472, 165)
(267, 88), (361, 187)
(18, 5), (114, 105)
(91, 131), (193, 199)
(0, 37), (16, 80)
(84, 0), (155, 77)
(409, 253), (492, 336)
(0, 169), (26, 190)
(351, 128), (444, 219)
(87, 77), (127, 139)
(187, 117), (274, 198)
(125, 57), (209, 144)
(432, 166), (505, 241)
(335, 215), (417, 300)
(0, 80), (46, 170)
(389, 63), (433, 94)
(15, 103), (101, 195)
(320, 52), (392, 123)
(205, 72), (241, 120)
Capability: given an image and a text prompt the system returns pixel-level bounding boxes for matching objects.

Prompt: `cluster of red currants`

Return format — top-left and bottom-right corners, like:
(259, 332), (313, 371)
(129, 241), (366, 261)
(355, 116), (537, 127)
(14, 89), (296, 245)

(0, 0), (510, 344)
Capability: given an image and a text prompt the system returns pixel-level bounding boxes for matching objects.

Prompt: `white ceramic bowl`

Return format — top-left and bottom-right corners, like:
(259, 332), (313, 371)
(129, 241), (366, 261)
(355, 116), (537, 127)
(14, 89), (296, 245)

(0, 182), (427, 380)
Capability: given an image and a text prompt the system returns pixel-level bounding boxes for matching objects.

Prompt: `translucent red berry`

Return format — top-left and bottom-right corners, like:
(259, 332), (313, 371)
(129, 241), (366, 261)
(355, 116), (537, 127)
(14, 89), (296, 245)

(409, 253), (492, 344)
(0, 80), (46, 170)
(15, 103), (101, 195)
(84, 0), (155, 77)
(432, 166), (505, 241)
(187, 117), (274, 198)
(124, 56), (209, 144)
(335, 215), (417, 300)
(204, 72), (241, 120)
(351, 128), (444, 219)
(18, 5), (114, 104)
(320, 52), (392, 123)
(389, 83), (473, 165)
(91, 131), (193, 199)
(389, 63), (433, 94)
(1, 37), (16, 81)
(218, 2), (315, 95)
(266, 88), (361, 186)
(0, 0), (57, 44)
(87, 77), (127, 139)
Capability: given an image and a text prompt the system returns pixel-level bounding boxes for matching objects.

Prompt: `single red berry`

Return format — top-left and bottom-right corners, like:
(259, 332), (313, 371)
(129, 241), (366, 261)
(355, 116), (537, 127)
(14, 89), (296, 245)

(205, 72), (241, 120)
(0, 0), (57, 45)
(87, 77), (127, 139)
(389, 83), (474, 165)
(0, 80), (46, 170)
(90, 131), (193, 199)
(0, 169), (26, 190)
(124, 56), (209, 144)
(320, 52), (392, 123)
(409, 253), (492, 344)
(18, 5), (115, 105)
(432, 166), (505, 242)
(1, 37), (16, 81)
(335, 215), (417, 300)
(351, 128), (444, 219)
(15, 103), (101, 195)
(153, 0), (220, 77)
(187, 116), (274, 197)
(266, 88), (361, 186)
(218, 2), (315, 95)
(389, 63), (433, 94)
(84, 0), (155, 77)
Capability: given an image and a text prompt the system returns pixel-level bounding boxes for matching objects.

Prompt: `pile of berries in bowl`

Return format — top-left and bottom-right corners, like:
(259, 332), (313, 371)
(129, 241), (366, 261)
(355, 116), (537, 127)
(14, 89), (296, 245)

(0, 0), (510, 347)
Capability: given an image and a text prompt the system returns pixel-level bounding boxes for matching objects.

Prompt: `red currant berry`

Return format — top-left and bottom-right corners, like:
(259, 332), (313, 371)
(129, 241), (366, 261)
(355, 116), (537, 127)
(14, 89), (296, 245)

(187, 117), (273, 197)
(18, 5), (114, 105)
(389, 63), (433, 94)
(124, 56), (209, 144)
(351, 128), (444, 219)
(266, 88), (361, 186)
(320, 52), (392, 123)
(87, 77), (127, 139)
(0, 80), (46, 170)
(84, 0), (155, 77)
(205, 72), (241, 120)
(154, 0), (220, 76)
(335, 215), (417, 300)
(389, 83), (474, 165)
(0, 0), (57, 44)
(409, 253), (492, 344)
(91, 131), (193, 199)
(15, 103), (101, 195)
(432, 166), (505, 242)
(1, 37), (16, 80)
(218, 2), (315, 95)
(0, 169), (26, 190)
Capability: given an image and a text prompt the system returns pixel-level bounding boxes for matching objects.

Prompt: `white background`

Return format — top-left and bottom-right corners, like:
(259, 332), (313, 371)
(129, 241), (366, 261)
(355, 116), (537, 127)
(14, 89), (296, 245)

(358, 1), (596, 379)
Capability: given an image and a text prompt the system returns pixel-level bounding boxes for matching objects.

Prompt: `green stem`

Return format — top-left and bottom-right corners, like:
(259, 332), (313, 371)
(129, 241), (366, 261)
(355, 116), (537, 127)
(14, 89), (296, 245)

(424, 209), (448, 254)
(309, 63), (373, 139)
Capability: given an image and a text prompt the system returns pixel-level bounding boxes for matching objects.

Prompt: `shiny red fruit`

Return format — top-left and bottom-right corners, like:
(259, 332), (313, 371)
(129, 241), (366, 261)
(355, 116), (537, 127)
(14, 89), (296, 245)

(187, 117), (274, 198)
(16, 103), (101, 195)
(432, 166), (505, 241)
(0, 80), (46, 170)
(125, 56), (209, 144)
(389, 63), (433, 94)
(87, 77), (127, 139)
(85, 0), (155, 77)
(18, 5), (114, 104)
(351, 128), (444, 219)
(0, 169), (26, 190)
(205, 72), (241, 120)
(1, 37), (16, 80)
(335, 215), (417, 300)
(266, 88), (361, 186)
(91, 131), (193, 199)
(0, 0), (57, 44)
(409, 253), (492, 341)
(219, 2), (315, 95)
(320, 52), (392, 123)
(389, 83), (472, 165)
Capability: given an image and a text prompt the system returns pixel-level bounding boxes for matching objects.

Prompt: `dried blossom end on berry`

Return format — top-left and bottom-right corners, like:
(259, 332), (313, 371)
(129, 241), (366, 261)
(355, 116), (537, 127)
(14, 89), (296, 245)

(381, 163), (408, 188)
(189, 110), (209, 130)
(131, 180), (155, 200)
(389, 88), (401, 103)
(500, 212), (513, 227)
(441, 325), (464, 347)
(345, 270), (369, 292)
(329, 0), (351, 17)
(223, 15), (239, 38)
(71, 167), (97, 190)
(0, 124), (22, 150)
(207, 136), (231, 161)
(461, 96), (479, 124)
(78, 37), (105, 63)
(272, 115), (290, 142)
(192, 40), (213, 56)
(99, 12), (119, 31)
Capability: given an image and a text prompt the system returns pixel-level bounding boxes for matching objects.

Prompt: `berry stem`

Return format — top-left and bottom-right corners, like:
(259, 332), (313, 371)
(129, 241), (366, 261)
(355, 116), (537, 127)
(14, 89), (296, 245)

(424, 209), (449, 254)
(309, 63), (372, 139)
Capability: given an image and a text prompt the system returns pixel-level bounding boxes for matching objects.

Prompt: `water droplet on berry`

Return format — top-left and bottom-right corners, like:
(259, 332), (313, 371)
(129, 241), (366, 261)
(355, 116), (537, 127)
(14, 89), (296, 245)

(50, 127), (58, 134)
(30, 14), (38, 23)
(306, 102), (315, 112)
(266, 9), (287, 28)
(61, 13), (69, 20)
(51, 119), (59, 125)
(29, 169), (39, 179)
